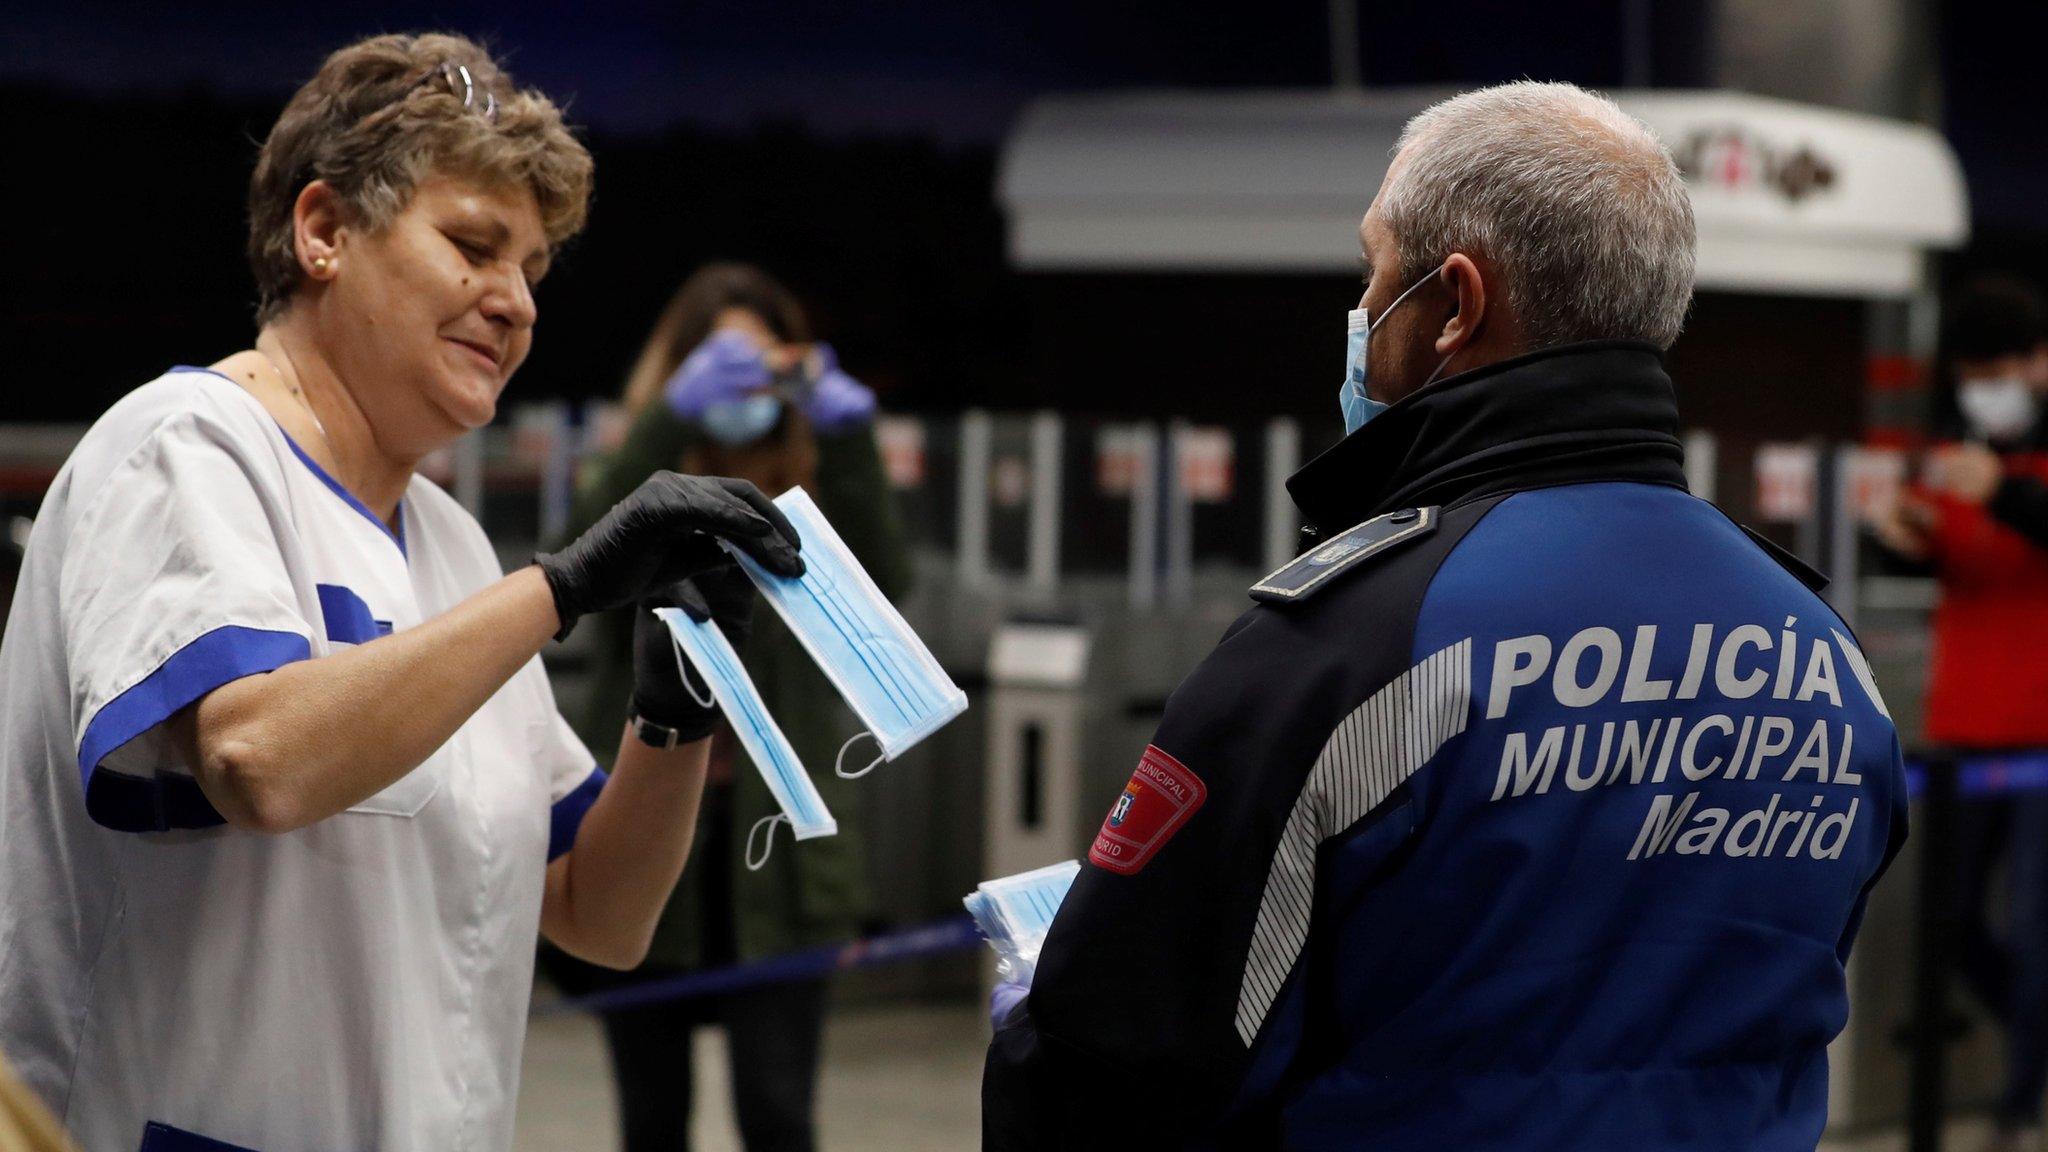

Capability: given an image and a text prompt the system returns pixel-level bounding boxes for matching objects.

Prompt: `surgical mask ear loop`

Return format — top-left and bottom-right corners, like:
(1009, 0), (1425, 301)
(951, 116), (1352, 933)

(835, 731), (885, 779)
(745, 813), (788, 871)
(1420, 350), (1456, 391)
(667, 626), (717, 709)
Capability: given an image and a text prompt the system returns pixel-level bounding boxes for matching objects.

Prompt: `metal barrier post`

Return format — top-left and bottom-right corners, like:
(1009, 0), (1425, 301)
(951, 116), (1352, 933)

(1795, 438), (1826, 567)
(1828, 446), (1862, 629)
(1128, 425), (1160, 610)
(1264, 418), (1301, 573)
(958, 411), (992, 588)
(1683, 430), (1716, 503)
(982, 621), (1092, 880)
(537, 401), (573, 546)
(982, 620), (1095, 1003)
(1908, 753), (1958, 1152)
(1164, 421), (1193, 607)
(1027, 412), (1062, 596)
(453, 431), (484, 518)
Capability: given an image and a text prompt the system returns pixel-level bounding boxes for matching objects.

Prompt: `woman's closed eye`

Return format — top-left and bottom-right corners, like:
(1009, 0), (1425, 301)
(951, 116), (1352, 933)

(448, 234), (495, 267)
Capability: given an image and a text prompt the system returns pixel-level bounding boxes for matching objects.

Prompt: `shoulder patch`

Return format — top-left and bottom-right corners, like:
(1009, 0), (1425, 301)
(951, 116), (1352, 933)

(1250, 507), (1437, 604)
(1089, 745), (1207, 875)
(1740, 524), (1829, 593)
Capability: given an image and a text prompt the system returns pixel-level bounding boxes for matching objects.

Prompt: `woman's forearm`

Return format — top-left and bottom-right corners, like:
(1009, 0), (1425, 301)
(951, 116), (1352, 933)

(540, 728), (709, 968)
(173, 566), (560, 832)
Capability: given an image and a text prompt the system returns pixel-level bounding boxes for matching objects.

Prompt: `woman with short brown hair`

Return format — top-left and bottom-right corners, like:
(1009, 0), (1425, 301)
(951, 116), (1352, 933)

(0, 33), (799, 1152)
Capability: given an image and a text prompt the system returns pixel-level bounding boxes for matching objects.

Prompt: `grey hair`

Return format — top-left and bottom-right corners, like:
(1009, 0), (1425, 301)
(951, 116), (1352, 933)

(1378, 81), (1697, 351)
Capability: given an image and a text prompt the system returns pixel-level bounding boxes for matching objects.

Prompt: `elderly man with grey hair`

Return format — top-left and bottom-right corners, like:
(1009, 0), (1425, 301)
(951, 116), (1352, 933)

(983, 81), (1906, 1149)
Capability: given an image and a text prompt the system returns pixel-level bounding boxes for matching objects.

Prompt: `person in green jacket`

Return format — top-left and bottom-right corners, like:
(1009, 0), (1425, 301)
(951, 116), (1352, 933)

(551, 263), (910, 1152)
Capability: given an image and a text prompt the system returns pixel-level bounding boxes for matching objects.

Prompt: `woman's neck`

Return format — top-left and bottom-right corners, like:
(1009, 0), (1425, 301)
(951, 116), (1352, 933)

(227, 320), (414, 531)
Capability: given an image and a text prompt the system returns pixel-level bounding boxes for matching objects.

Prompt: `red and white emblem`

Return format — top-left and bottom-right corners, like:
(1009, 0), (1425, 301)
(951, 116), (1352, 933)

(1089, 745), (1207, 875)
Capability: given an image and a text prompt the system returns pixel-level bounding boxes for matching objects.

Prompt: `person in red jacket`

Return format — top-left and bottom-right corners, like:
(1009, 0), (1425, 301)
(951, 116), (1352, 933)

(1875, 273), (2048, 1150)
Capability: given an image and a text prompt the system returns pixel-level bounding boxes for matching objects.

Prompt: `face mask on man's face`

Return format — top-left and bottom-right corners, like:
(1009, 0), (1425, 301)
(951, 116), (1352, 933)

(1957, 377), (2039, 442)
(1338, 266), (1454, 435)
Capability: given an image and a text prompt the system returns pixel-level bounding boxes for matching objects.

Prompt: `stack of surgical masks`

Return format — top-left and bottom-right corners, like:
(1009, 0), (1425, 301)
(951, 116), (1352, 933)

(963, 860), (1081, 985)
(654, 606), (837, 865)
(729, 487), (969, 779)
(659, 485), (969, 869)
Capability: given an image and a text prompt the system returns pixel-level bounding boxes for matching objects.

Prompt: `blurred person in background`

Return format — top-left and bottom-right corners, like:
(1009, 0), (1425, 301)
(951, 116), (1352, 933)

(985, 81), (1906, 1149)
(0, 34), (805, 1151)
(548, 263), (908, 1152)
(1873, 274), (2048, 1151)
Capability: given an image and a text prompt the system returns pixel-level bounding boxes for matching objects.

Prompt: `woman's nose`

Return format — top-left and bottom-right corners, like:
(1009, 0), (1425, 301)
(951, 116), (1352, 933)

(481, 267), (537, 330)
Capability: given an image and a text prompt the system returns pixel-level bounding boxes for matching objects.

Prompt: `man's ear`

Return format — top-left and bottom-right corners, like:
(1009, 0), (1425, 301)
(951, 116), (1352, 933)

(1435, 252), (1487, 358)
(292, 180), (347, 282)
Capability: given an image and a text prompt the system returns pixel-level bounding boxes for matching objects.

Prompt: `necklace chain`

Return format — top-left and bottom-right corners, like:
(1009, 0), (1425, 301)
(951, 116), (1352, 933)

(257, 345), (332, 446)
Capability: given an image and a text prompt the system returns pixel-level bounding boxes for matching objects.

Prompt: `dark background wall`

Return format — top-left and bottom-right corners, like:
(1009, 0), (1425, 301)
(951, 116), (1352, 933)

(1, 0), (2041, 424)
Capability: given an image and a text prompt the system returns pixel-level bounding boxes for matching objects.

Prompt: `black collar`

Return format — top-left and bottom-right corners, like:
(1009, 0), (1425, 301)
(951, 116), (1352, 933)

(1288, 339), (1689, 534)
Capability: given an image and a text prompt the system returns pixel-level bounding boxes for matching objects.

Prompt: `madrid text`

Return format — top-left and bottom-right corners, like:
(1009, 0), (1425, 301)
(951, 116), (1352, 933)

(1481, 618), (1885, 862)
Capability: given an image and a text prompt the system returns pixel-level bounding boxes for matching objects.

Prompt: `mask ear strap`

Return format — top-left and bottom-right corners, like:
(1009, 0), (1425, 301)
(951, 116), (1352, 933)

(835, 731), (885, 779)
(666, 624), (716, 709)
(1422, 351), (1457, 391)
(745, 813), (788, 872)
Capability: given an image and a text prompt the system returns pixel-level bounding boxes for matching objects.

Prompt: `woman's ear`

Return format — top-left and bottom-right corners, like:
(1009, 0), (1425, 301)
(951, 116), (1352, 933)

(292, 180), (346, 282)
(1435, 252), (1488, 358)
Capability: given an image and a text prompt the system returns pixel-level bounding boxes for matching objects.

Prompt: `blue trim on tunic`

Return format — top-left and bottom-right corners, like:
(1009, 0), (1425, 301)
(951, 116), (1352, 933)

(168, 365), (408, 557)
(548, 767), (609, 861)
(78, 625), (311, 832)
(140, 1120), (261, 1151)
(316, 584), (392, 644)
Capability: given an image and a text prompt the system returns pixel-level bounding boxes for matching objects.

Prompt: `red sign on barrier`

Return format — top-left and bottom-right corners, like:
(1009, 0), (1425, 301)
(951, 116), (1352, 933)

(1755, 443), (1819, 522)
(876, 417), (925, 489)
(1176, 427), (1234, 504)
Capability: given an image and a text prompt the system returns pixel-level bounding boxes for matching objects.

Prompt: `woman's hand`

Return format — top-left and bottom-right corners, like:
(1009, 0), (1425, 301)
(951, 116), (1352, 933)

(535, 473), (801, 640)
(1870, 490), (1937, 561)
(797, 343), (877, 432)
(1925, 443), (2004, 505)
(630, 570), (755, 742)
(663, 330), (772, 419)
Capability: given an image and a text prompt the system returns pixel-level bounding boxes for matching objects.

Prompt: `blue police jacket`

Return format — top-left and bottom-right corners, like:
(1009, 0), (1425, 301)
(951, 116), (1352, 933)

(983, 341), (1907, 1150)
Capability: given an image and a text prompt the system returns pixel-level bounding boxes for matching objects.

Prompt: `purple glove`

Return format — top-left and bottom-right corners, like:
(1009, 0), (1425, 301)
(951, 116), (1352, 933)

(800, 344), (877, 432)
(664, 330), (773, 420)
(989, 979), (1030, 1029)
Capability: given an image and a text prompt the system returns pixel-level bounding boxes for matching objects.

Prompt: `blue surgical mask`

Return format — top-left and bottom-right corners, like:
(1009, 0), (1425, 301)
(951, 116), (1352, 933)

(1340, 268), (1444, 435)
(700, 395), (783, 446)
(730, 487), (969, 778)
(654, 606), (836, 869)
(964, 859), (1082, 983)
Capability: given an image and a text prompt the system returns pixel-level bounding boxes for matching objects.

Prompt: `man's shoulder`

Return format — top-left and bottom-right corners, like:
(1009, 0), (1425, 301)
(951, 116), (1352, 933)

(1189, 502), (1499, 729)
(1249, 506), (1442, 606)
(1413, 481), (1842, 653)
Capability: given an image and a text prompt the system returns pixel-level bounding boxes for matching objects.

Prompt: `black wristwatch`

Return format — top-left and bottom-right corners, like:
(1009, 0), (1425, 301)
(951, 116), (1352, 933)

(628, 712), (687, 750)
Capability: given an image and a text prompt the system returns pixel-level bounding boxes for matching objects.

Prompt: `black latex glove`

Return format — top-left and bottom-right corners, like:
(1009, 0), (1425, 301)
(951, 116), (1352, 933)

(536, 473), (802, 641)
(680, 563), (759, 649)
(630, 573), (755, 739)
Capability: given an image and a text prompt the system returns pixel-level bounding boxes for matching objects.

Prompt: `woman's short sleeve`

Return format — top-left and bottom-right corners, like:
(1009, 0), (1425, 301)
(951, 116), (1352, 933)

(520, 659), (606, 862)
(61, 411), (315, 831)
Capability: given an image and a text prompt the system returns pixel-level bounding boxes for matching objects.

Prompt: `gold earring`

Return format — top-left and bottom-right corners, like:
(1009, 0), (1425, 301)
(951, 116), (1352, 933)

(313, 257), (330, 273)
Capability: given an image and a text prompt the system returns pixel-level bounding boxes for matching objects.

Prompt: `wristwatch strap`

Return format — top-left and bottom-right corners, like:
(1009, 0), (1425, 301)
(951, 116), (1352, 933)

(628, 712), (685, 750)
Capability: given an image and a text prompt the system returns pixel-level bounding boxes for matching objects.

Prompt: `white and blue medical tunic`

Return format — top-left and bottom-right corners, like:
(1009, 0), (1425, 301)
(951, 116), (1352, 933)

(0, 368), (607, 1152)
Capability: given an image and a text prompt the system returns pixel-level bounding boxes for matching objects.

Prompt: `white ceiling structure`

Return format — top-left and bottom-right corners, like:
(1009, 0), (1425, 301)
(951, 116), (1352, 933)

(998, 89), (1969, 298)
